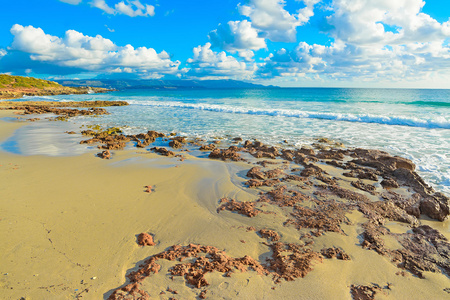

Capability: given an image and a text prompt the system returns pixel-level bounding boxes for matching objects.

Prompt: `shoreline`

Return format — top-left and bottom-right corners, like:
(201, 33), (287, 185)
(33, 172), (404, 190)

(0, 74), (113, 100)
(0, 86), (112, 100)
(0, 105), (449, 299)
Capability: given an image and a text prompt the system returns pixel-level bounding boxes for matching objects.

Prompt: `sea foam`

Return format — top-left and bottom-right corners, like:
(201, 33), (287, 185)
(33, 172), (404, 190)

(127, 100), (450, 130)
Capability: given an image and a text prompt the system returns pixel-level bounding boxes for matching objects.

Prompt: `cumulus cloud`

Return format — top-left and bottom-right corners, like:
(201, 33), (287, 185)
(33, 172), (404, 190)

(90, 0), (155, 17)
(9, 24), (179, 77)
(209, 20), (266, 53)
(0, 49), (7, 58)
(255, 0), (450, 84)
(258, 39), (450, 82)
(238, 0), (320, 42)
(327, 0), (450, 45)
(238, 49), (256, 62)
(257, 42), (326, 78)
(187, 43), (256, 79)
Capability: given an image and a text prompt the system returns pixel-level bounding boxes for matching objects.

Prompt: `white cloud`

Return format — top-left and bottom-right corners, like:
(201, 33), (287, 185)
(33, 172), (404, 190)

(59, 0), (83, 4)
(115, 1), (155, 17)
(9, 24), (180, 77)
(297, 0), (321, 24)
(105, 25), (115, 32)
(256, 0), (450, 85)
(209, 20), (266, 52)
(258, 42), (326, 78)
(90, 0), (155, 17)
(0, 49), (6, 63)
(238, 49), (256, 62)
(327, 0), (450, 45)
(91, 0), (115, 14)
(238, 0), (319, 42)
(187, 43), (256, 79)
(258, 39), (450, 82)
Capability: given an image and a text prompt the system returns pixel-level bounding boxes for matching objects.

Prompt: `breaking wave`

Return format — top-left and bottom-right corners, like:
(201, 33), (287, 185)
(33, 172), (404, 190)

(127, 100), (450, 129)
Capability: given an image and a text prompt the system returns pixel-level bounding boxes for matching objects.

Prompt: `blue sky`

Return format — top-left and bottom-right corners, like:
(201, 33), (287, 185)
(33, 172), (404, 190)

(0, 0), (450, 88)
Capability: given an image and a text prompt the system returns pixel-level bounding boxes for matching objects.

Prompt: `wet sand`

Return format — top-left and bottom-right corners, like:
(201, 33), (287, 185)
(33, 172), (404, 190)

(0, 110), (449, 300)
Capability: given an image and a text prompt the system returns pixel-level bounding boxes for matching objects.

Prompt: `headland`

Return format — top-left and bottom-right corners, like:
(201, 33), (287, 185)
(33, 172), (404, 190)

(0, 74), (111, 100)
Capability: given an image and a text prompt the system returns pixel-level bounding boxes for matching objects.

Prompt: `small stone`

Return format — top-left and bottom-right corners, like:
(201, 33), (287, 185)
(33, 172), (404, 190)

(137, 232), (155, 246)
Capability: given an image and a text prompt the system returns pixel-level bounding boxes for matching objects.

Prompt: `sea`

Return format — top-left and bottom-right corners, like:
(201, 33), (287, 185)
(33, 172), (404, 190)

(6, 87), (450, 195)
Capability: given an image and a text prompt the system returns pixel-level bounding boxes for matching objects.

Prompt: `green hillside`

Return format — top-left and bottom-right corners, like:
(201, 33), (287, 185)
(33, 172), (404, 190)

(0, 74), (62, 89)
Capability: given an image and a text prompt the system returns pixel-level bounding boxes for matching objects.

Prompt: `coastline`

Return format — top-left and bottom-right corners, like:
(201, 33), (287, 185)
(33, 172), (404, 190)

(0, 74), (112, 100)
(0, 104), (449, 299)
(0, 86), (112, 100)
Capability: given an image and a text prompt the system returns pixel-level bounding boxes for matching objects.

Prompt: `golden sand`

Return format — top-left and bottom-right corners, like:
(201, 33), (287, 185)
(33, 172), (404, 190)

(0, 113), (449, 300)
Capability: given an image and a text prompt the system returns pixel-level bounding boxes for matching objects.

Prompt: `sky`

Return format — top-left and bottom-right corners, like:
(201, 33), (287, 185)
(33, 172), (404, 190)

(0, 0), (450, 88)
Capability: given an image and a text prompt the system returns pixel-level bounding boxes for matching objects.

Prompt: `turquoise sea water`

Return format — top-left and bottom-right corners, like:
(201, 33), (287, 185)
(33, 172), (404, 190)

(9, 87), (450, 195)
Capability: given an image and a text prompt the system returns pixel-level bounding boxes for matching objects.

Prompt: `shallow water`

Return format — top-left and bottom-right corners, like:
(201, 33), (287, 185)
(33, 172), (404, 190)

(5, 87), (450, 195)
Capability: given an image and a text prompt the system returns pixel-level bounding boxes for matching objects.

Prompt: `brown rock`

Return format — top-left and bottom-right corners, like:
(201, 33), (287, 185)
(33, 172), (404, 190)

(151, 147), (175, 156)
(199, 144), (216, 151)
(245, 178), (280, 188)
(281, 149), (294, 161)
(247, 167), (265, 180)
(351, 180), (377, 195)
(266, 243), (323, 282)
(217, 198), (261, 217)
(320, 247), (351, 260)
(343, 169), (378, 181)
(169, 140), (183, 149)
(286, 201), (350, 234)
(108, 282), (150, 300)
(137, 233), (155, 246)
(350, 284), (383, 300)
(381, 178), (399, 188)
(300, 164), (323, 177)
(298, 147), (315, 156)
(316, 149), (345, 160)
(265, 169), (284, 179)
(97, 150), (111, 159)
(209, 147), (242, 161)
(258, 186), (309, 207)
(147, 130), (165, 138)
(393, 168), (434, 195)
(351, 148), (415, 171)
(258, 229), (280, 241)
(419, 193), (450, 221)
(144, 185), (153, 193)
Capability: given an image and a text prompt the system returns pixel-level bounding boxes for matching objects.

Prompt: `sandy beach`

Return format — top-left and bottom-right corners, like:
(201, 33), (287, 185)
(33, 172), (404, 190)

(0, 105), (449, 300)
(2, 0), (450, 297)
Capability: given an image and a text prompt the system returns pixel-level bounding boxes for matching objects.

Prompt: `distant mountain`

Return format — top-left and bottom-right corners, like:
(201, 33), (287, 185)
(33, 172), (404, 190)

(55, 79), (277, 90)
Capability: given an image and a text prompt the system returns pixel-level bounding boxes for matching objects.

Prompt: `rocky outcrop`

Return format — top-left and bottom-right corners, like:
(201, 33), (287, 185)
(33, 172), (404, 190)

(151, 147), (174, 157)
(258, 229), (281, 241)
(199, 144), (216, 151)
(321, 247), (351, 260)
(209, 146), (242, 161)
(243, 140), (280, 159)
(169, 136), (186, 149)
(265, 242), (323, 283)
(217, 198), (262, 217)
(108, 244), (268, 299)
